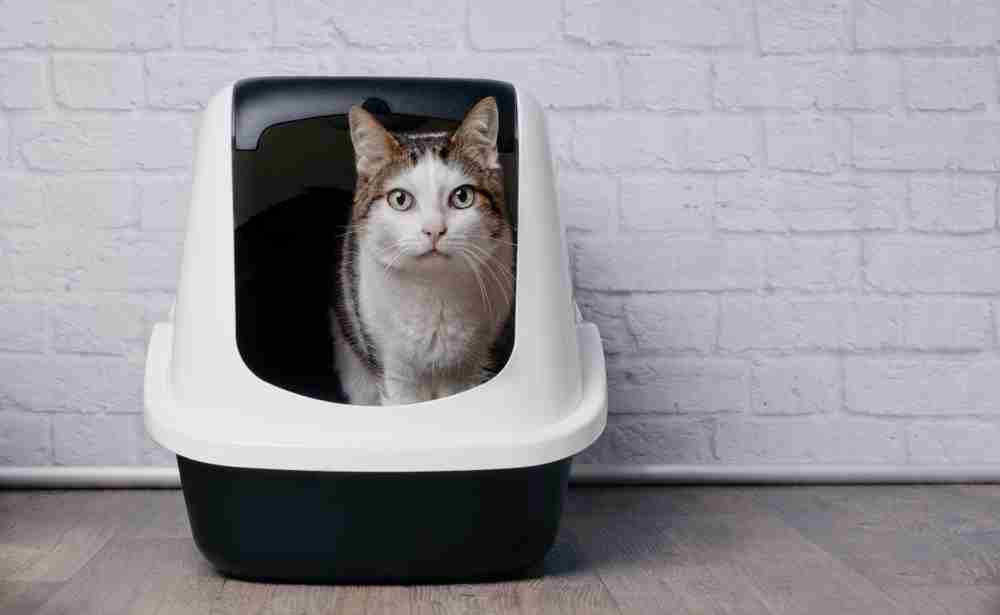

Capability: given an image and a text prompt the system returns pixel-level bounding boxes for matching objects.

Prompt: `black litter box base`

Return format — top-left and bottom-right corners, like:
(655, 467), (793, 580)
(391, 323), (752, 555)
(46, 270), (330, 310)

(177, 455), (571, 584)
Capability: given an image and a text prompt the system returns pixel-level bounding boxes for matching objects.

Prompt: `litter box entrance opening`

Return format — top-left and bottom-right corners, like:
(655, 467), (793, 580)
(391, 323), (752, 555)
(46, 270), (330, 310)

(231, 78), (518, 403)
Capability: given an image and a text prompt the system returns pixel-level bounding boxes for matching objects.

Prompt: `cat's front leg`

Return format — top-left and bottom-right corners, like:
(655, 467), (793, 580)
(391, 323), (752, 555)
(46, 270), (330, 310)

(433, 370), (488, 400)
(379, 371), (434, 406)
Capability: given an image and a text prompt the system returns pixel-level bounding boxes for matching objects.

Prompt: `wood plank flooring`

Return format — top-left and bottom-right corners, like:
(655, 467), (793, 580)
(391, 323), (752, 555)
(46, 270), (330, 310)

(2, 485), (1000, 614)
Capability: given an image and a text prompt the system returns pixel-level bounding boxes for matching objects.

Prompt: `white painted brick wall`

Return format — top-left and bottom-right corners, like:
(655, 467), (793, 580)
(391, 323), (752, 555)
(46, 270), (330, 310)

(53, 55), (145, 110)
(903, 57), (994, 111)
(2, 0), (1000, 468)
(564, 0), (747, 48)
(622, 54), (710, 111)
(910, 177), (997, 232)
(468, 0), (562, 50)
(756, 0), (849, 53)
(855, 0), (1000, 50)
(0, 56), (47, 109)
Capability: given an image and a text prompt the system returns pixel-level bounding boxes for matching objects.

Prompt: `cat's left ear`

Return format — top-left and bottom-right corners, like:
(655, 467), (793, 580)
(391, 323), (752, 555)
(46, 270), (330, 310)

(451, 97), (500, 169)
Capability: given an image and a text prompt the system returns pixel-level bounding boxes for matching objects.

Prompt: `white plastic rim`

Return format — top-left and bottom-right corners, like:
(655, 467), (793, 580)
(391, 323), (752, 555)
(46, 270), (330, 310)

(143, 80), (608, 473)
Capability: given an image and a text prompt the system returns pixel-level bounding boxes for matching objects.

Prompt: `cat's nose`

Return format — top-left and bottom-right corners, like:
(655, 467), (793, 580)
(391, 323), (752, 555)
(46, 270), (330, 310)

(422, 224), (447, 246)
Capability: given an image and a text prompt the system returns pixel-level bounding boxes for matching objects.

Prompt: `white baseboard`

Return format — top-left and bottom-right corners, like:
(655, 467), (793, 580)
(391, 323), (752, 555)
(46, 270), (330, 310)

(570, 464), (1000, 484)
(0, 466), (182, 488)
(1, 464), (999, 488)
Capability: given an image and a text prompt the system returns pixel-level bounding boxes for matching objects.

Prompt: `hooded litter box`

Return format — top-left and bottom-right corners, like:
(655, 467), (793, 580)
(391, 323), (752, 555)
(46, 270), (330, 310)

(143, 77), (607, 583)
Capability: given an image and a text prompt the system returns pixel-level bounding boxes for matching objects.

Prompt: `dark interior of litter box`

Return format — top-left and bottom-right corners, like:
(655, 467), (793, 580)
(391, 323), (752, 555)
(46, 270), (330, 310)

(232, 78), (518, 402)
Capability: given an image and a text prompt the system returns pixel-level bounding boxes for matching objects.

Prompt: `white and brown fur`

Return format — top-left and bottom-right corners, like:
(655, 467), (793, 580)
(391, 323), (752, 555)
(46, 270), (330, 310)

(331, 97), (514, 405)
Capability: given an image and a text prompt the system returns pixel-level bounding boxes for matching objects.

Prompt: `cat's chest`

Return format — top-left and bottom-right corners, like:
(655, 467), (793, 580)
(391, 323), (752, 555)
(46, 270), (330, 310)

(359, 273), (492, 369)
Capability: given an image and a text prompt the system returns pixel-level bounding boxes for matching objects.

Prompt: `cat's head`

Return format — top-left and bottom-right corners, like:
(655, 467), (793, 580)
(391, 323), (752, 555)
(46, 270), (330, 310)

(347, 97), (510, 273)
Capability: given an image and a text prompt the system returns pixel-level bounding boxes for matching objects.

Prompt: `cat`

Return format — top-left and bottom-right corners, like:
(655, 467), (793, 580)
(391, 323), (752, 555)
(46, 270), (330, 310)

(330, 97), (515, 406)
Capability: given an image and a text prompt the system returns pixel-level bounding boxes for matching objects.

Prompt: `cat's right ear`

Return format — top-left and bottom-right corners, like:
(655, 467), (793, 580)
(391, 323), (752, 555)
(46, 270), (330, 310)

(348, 106), (400, 180)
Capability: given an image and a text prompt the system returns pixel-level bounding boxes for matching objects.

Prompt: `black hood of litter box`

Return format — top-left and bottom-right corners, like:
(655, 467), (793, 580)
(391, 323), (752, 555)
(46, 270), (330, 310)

(233, 77), (518, 151)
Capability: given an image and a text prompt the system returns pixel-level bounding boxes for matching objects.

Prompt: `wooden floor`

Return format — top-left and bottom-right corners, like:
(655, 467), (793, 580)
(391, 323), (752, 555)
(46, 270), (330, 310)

(3, 485), (1000, 614)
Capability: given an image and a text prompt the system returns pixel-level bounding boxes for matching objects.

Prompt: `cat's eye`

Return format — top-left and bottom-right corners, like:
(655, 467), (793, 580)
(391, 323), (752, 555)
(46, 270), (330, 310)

(450, 185), (476, 209)
(386, 189), (414, 211)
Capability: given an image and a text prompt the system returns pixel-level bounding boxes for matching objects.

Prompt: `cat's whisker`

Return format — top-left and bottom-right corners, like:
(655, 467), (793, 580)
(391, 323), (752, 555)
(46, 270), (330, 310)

(456, 242), (516, 288)
(469, 252), (496, 322)
(375, 239), (415, 277)
(448, 239), (515, 289)
(466, 234), (518, 247)
(475, 257), (514, 311)
(458, 250), (492, 321)
(372, 239), (413, 262)
(382, 253), (403, 277)
(382, 245), (412, 277)
(373, 239), (407, 254)
(332, 224), (367, 240)
(457, 245), (511, 312)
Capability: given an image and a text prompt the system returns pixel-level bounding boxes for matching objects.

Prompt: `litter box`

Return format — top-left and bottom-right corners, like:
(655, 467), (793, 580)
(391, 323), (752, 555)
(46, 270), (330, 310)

(143, 77), (608, 583)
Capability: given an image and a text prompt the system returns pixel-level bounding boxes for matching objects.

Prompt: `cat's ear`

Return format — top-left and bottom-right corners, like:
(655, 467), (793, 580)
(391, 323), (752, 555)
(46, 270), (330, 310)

(451, 97), (500, 169)
(349, 106), (401, 180)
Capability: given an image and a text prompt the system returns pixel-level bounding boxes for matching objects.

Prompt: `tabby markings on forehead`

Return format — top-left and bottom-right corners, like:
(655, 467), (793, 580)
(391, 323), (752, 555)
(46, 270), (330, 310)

(395, 132), (452, 162)
(400, 131), (450, 140)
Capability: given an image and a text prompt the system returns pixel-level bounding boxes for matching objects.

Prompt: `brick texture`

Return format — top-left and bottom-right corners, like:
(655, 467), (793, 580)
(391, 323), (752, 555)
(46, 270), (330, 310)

(756, 0), (849, 53)
(430, 54), (617, 109)
(53, 55), (143, 109)
(903, 58), (994, 111)
(0, 56), (47, 109)
(14, 117), (194, 171)
(0, 0), (178, 50)
(855, 0), (1000, 50)
(622, 54), (709, 110)
(714, 56), (901, 110)
(715, 175), (903, 232)
(0, 114), (8, 166)
(909, 177), (996, 233)
(468, 0), (561, 49)
(182, 0), (271, 50)
(565, 0), (747, 48)
(1, 1), (999, 469)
